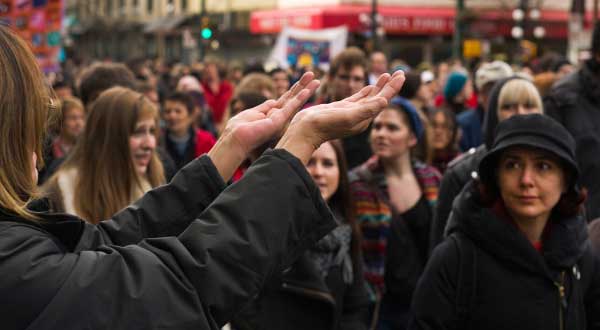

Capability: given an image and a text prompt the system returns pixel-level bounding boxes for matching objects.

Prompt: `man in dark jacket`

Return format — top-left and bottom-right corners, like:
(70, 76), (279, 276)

(430, 76), (532, 251)
(544, 22), (600, 222)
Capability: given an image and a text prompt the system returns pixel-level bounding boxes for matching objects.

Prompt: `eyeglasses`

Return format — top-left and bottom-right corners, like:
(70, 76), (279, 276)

(336, 74), (365, 83)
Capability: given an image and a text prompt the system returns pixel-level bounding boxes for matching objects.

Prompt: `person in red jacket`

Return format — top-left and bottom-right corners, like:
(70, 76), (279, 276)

(201, 59), (234, 127)
(162, 92), (216, 171)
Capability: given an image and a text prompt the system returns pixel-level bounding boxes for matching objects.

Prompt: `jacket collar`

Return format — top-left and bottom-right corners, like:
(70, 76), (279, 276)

(450, 182), (588, 277)
(0, 204), (85, 252)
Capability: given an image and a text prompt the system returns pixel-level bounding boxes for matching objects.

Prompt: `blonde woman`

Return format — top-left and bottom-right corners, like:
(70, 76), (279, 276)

(42, 87), (165, 222)
(0, 25), (407, 329)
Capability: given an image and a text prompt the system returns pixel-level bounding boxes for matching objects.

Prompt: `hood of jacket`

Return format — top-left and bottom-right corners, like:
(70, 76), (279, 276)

(447, 182), (589, 277)
(482, 76), (530, 149)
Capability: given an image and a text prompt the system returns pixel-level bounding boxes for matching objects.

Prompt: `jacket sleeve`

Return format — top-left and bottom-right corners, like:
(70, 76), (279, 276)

(430, 170), (462, 252)
(1, 149), (336, 330)
(408, 239), (460, 330)
(77, 154), (227, 249)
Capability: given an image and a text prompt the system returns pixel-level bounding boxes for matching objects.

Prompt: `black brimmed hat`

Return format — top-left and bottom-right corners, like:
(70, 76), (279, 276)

(479, 114), (579, 190)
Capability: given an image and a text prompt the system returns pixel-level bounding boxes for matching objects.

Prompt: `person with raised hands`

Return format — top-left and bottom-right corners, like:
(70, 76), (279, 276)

(0, 24), (405, 330)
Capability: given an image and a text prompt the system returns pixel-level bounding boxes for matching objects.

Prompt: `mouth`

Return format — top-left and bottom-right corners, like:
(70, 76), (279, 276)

(516, 195), (539, 202)
(134, 152), (152, 164)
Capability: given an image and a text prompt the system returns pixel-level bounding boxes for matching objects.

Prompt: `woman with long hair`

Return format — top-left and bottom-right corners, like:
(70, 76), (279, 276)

(233, 140), (369, 329)
(411, 114), (600, 329)
(0, 24), (407, 328)
(350, 98), (442, 329)
(42, 87), (165, 222)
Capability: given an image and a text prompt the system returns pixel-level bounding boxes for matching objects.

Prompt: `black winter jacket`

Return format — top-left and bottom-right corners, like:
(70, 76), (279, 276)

(0, 150), (336, 330)
(430, 77), (524, 251)
(545, 60), (600, 221)
(232, 251), (369, 330)
(412, 182), (600, 330)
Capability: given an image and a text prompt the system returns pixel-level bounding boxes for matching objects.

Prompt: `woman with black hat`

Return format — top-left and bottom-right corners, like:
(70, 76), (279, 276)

(410, 114), (600, 329)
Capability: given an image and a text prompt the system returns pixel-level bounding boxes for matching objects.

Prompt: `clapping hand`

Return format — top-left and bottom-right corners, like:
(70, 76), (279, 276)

(208, 72), (320, 181)
(276, 70), (406, 164)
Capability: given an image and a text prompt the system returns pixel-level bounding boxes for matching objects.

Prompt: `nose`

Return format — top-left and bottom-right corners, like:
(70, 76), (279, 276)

(141, 132), (156, 149)
(519, 165), (535, 187)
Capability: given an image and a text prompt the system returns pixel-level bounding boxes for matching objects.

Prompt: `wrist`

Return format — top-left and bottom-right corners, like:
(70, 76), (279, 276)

(207, 134), (246, 182)
(275, 130), (320, 165)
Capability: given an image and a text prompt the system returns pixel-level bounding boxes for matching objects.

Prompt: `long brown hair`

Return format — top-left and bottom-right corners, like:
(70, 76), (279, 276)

(55, 87), (164, 223)
(0, 26), (56, 220)
(325, 140), (363, 276)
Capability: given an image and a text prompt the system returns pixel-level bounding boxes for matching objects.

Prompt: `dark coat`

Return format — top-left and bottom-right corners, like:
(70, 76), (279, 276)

(544, 60), (600, 221)
(232, 250), (369, 330)
(411, 182), (600, 330)
(0, 150), (336, 330)
(429, 77), (525, 251)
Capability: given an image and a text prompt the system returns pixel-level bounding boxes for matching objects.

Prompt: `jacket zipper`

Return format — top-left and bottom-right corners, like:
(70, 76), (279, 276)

(281, 282), (336, 305)
(553, 271), (567, 330)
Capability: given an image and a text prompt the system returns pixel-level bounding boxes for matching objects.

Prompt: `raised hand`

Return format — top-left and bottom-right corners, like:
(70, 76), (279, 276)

(208, 72), (320, 181)
(276, 71), (406, 164)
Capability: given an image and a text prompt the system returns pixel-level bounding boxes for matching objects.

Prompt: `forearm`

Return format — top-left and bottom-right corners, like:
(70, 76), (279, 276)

(86, 155), (226, 248)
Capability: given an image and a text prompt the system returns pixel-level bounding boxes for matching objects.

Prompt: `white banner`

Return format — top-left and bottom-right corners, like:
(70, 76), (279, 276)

(267, 26), (348, 71)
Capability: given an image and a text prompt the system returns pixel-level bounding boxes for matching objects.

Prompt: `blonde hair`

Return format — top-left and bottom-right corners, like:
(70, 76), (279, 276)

(497, 79), (543, 112)
(50, 87), (164, 223)
(236, 73), (276, 98)
(0, 26), (56, 220)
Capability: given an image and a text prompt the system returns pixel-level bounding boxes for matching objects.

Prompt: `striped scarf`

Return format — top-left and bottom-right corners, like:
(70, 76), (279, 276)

(349, 156), (441, 296)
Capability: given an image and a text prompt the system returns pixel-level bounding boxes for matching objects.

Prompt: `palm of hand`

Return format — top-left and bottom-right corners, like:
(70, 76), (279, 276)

(225, 101), (281, 155)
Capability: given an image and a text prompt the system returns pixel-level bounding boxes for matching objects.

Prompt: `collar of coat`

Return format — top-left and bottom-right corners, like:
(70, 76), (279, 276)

(448, 181), (589, 279)
(0, 205), (85, 252)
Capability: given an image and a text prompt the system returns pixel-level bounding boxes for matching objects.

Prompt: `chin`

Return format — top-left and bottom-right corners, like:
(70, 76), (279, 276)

(135, 165), (149, 176)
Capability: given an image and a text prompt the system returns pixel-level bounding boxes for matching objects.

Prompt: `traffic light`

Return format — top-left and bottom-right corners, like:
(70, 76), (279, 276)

(200, 15), (212, 40)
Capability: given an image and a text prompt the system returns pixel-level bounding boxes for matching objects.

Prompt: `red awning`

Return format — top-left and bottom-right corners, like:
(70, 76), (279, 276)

(250, 6), (455, 35)
(250, 5), (595, 38)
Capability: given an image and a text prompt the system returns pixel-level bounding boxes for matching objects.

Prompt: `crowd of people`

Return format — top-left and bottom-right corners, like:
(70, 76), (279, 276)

(2, 20), (600, 330)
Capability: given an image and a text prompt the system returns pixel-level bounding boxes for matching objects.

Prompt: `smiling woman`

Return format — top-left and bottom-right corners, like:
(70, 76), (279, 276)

(410, 114), (600, 330)
(42, 87), (165, 223)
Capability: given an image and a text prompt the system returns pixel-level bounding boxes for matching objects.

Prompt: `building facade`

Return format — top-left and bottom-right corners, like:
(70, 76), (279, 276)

(67, 0), (598, 64)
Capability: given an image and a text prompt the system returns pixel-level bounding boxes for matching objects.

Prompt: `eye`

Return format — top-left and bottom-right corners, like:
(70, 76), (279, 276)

(501, 103), (516, 110)
(373, 123), (383, 130)
(386, 124), (399, 131)
(322, 159), (335, 168)
(537, 162), (553, 171)
(503, 160), (520, 170)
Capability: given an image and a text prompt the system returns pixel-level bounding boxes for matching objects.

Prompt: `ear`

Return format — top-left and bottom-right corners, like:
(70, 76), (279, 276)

(408, 132), (418, 148)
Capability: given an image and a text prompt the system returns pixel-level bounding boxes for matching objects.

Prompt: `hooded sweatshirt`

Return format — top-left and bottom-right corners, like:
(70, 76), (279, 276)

(429, 76), (528, 251)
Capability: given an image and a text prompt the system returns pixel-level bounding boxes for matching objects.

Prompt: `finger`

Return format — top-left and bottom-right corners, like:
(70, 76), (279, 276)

(368, 73), (391, 97)
(351, 96), (388, 123)
(343, 85), (374, 103)
(305, 79), (320, 96)
(270, 89), (311, 124)
(251, 99), (278, 114)
(376, 71), (406, 101)
(276, 72), (315, 107)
